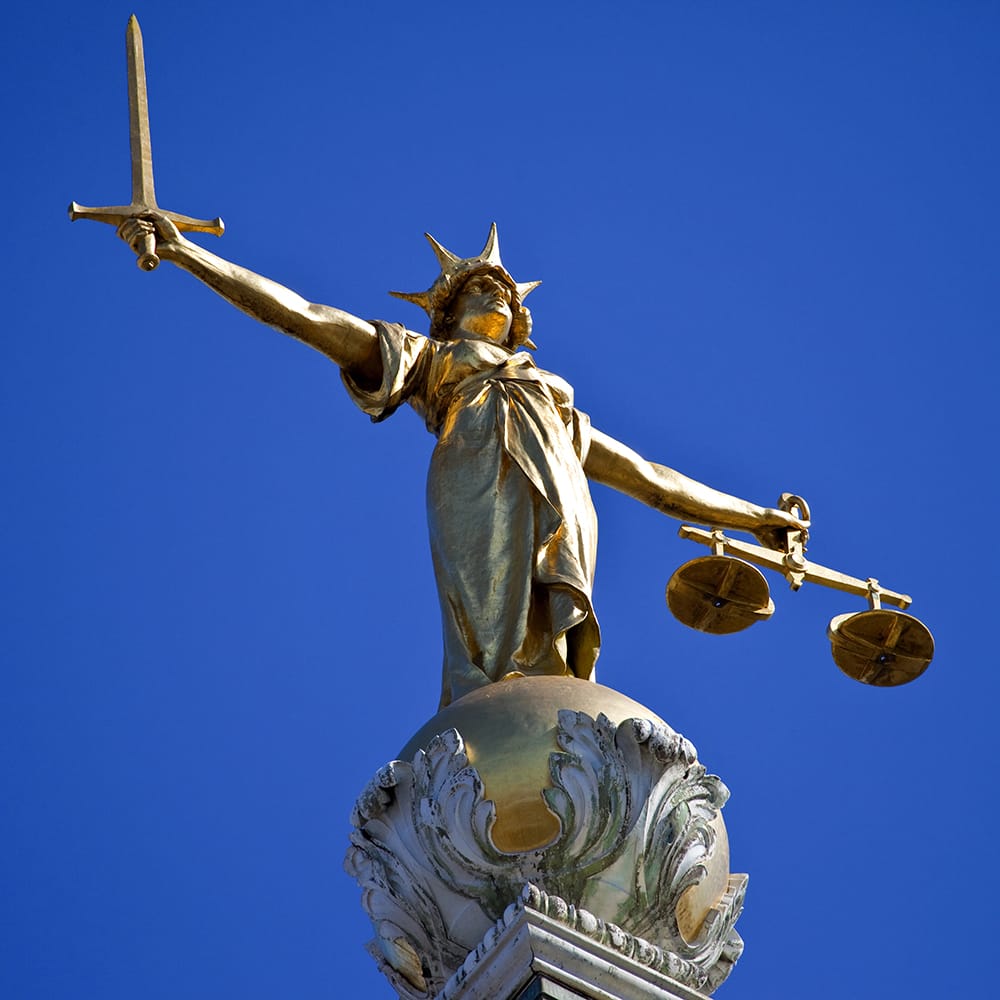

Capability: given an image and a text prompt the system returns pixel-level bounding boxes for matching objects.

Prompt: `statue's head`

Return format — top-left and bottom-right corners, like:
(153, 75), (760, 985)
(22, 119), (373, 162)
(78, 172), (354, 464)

(390, 224), (540, 349)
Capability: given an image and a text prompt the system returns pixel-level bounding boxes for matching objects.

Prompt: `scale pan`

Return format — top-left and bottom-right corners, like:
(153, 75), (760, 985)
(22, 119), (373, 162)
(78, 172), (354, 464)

(828, 609), (934, 686)
(666, 555), (774, 635)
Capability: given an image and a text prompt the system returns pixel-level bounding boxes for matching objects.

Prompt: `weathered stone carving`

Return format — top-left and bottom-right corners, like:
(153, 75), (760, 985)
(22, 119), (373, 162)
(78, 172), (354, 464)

(345, 711), (745, 997)
(438, 883), (738, 1000)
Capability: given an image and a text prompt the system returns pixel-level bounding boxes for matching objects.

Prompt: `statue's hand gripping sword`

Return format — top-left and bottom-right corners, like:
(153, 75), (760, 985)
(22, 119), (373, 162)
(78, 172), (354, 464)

(68, 15), (223, 270)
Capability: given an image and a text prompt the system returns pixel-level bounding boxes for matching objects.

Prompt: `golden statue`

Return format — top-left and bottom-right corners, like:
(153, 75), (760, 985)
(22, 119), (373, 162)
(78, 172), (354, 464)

(116, 213), (804, 706)
(71, 16), (837, 708)
(77, 17), (934, 702)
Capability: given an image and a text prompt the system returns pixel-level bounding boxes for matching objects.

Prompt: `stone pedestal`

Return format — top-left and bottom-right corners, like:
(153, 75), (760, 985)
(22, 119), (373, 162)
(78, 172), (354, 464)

(437, 885), (720, 1000)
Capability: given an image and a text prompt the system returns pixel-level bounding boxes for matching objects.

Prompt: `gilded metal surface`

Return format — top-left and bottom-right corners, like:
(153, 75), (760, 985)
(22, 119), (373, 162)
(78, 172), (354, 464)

(105, 215), (805, 707)
(68, 16), (223, 269)
(676, 523), (914, 609)
(828, 610), (934, 686)
(674, 507), (934, 681)
(75, 20), (809, 709)
(398, 676), (671, 851)
(667, 556), (774, 634)
(389, 225), (541, 350)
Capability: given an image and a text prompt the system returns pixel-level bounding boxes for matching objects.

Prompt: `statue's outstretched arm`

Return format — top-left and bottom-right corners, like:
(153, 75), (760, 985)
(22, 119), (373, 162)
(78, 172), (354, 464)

(584, 427), (805, 549)
(118, 215), (382, 385)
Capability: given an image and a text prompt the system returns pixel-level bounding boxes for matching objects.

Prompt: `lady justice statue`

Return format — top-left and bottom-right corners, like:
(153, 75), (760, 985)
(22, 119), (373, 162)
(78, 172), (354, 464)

(118, 215), (804, 709)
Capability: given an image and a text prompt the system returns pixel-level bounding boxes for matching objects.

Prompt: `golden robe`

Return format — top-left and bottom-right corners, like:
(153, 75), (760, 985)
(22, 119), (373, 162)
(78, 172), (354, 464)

(343, 322), (600, 707)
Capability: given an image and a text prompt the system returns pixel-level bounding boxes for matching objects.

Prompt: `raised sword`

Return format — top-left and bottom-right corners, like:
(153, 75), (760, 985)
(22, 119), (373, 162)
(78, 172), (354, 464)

(68, 15), (224, 270)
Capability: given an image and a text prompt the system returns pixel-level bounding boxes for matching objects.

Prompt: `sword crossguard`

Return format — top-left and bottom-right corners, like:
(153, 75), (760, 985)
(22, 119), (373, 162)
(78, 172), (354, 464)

(68, 202), (225, 270)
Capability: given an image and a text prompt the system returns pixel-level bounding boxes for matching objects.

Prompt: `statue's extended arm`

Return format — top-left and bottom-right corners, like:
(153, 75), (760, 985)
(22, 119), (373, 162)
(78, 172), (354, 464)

(584, 427), (804, 548)
(118, 215), (382, 385)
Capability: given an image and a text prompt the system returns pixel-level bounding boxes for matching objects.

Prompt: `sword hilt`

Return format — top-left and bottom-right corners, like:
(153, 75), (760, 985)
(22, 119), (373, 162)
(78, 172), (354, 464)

(68, 201), (225, 273)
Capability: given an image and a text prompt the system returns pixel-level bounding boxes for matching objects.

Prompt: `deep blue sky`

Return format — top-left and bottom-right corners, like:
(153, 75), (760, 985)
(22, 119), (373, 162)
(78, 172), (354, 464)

(4, 3), (997, 998)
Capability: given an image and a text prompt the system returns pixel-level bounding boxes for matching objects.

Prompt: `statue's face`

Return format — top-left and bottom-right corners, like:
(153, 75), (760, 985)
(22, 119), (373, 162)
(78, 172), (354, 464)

(449, 274), (513, 343)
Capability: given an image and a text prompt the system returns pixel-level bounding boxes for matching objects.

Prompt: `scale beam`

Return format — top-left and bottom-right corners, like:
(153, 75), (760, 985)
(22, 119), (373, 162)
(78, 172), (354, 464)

(677, 524), (913, 610)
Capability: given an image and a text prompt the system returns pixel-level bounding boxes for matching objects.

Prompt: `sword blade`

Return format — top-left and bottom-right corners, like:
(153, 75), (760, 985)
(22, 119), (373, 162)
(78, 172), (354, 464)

(126, 15), (156, 209)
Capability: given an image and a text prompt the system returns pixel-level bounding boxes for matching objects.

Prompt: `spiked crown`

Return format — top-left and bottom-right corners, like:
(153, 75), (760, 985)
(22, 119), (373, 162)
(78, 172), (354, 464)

(390, 223), (541, 349)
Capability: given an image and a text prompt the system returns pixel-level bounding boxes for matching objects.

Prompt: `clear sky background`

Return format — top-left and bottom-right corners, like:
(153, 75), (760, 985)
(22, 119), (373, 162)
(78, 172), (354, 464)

(3, 3), (997, 998)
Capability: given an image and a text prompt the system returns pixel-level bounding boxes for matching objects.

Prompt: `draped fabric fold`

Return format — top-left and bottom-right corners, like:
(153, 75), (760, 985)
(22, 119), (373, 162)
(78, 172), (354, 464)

(342, 322), (600, 707)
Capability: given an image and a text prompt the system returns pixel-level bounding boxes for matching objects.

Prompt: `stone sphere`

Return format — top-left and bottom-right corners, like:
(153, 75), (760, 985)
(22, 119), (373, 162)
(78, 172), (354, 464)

(398, 674), (730, 942)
